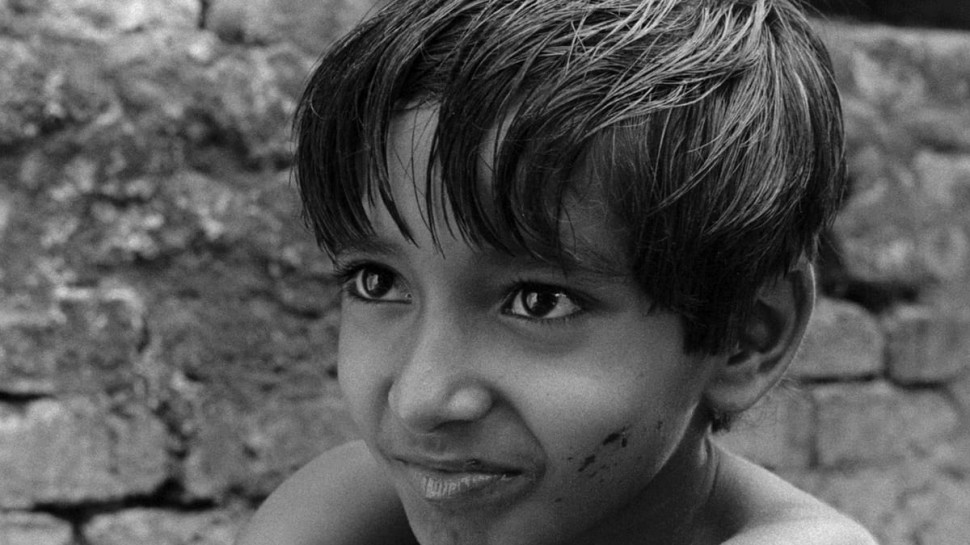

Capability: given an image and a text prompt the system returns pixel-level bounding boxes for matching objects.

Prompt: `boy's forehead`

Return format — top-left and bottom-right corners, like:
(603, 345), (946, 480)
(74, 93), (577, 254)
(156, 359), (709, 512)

(381, 106), (628, 279)
(387, 104), (509, 188)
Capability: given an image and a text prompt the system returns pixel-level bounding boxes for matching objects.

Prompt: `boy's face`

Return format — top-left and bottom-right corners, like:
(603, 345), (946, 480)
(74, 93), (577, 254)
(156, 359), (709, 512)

(335, 108), (719, 545)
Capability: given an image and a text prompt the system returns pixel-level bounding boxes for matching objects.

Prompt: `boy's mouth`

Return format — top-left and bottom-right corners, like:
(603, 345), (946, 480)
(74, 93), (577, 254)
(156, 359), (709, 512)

(392, 456), (537, 509)
(420, 468), (519, 500)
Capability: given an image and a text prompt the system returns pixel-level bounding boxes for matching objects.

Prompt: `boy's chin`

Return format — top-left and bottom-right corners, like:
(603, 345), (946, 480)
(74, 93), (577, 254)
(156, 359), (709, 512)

(400, 494), (552, 545)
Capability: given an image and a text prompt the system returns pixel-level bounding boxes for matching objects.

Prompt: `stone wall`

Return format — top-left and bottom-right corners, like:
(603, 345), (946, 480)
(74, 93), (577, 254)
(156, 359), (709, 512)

(718, 23), (970, 545)
(0, 1), (967, 544)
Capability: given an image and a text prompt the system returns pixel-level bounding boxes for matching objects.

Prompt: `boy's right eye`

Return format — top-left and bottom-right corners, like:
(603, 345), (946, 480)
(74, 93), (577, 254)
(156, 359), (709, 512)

(342, 264), (412, 303)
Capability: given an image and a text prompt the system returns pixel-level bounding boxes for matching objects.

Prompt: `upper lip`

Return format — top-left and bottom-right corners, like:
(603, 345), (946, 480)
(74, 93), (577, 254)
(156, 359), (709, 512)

(393, 454), (525, 475)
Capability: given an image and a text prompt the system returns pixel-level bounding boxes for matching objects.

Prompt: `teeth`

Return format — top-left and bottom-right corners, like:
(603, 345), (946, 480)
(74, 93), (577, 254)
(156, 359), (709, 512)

(421, 472), (503, 500)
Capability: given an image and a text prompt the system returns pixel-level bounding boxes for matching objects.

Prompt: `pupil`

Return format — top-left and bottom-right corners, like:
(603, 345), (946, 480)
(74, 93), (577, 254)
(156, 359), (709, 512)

(524, 290), (559, 316)
(363, 269), (391, 297)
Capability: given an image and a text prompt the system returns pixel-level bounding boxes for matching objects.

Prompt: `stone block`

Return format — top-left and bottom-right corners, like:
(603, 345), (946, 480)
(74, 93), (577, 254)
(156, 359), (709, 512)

(823, 23), (970, 113)
(0, 30), (119, 148)
(833, 184), (968, 287)
(947, 370), (970, 427)
(909, 478), (970, 545)
(139, 269), (346, 505)
(824, 26), (970, 288)
(0, 305), (56, 395)
(0, 398), (170, 507)
(83, 509), (244, 545)
(207, 0), (376, 53)
(182, 390), (357, 500)
(0, 512), (72, 545)
(813, 442), (968, 544)
(790, 297), (884, 379)
(34, 0), (197, 38)
(103, 30), (312, 167)
(884, 305), (970, 384)
(0, 39), (46, 147)
(149, 293), (335, 392)
(0, 193), (10, 242)
(792, 466), (896, 543)
(808, 451), (970, 545)
(715, 388), (814, 470)
(896, 103), (970, 152)
(0, 287), (144, 396)
(196, 45), (313, 165)
(814, 382), (960, 468)
(913, 152), (970, 212)
(69, 171), (243, 265)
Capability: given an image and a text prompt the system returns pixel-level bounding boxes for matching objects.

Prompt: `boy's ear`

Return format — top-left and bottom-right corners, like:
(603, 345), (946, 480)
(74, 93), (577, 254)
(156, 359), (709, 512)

(703, 259), (815, 414)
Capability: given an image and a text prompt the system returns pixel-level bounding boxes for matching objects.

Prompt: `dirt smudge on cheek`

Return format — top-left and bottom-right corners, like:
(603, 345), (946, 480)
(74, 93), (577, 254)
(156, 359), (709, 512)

(601, 426), (630, 447)
(602, 432), (622, 446)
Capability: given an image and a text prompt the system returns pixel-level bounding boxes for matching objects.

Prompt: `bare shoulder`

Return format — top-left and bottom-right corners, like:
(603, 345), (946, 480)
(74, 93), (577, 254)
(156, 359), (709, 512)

(712, 445), (878, 545)
(721, 516), (879, 545)
(236, 440), (415, 545)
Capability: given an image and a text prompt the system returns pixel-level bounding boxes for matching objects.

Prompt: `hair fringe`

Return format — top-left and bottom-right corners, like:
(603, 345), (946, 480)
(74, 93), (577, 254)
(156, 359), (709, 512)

(294, 0), (846, 355)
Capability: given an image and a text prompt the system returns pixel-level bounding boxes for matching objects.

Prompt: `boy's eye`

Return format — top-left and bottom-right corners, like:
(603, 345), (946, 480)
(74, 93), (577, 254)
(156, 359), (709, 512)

(346, 265), (411, 303)
(505, 285), (582, 320)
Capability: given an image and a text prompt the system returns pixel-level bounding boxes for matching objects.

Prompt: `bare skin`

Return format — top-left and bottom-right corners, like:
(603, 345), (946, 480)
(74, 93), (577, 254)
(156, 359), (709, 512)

(237, 108), (877, 545)
(236, 439), (877, 545)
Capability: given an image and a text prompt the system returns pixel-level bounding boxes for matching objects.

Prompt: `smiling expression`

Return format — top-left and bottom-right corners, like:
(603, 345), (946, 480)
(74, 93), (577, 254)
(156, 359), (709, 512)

(334, 108), (720, 545)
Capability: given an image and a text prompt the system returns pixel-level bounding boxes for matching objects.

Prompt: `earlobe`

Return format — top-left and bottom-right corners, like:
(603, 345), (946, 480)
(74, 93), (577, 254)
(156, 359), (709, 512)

(704, 260), (815, 414)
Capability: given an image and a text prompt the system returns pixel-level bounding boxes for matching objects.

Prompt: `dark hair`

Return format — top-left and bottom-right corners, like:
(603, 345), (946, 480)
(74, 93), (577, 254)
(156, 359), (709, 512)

(294, 0), (845, 358)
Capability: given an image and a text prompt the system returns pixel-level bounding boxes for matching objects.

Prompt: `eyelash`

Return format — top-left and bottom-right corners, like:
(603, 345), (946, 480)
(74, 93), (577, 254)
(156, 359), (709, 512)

(330, 261), (396, 304)
(330, 261), (589, 322)
(501, 279), (588, 324)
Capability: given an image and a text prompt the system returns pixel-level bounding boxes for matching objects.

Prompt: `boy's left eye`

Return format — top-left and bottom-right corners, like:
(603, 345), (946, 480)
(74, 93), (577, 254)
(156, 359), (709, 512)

(504, 285), (582, 320)
(343, 264), (412, 303)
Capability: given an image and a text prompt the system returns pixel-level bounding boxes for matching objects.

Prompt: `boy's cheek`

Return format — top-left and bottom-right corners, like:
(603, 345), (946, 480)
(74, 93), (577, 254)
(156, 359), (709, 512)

(335, 329), (389, 434)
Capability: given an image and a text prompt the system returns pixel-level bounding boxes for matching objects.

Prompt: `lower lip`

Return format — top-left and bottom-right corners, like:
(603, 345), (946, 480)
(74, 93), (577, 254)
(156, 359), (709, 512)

(398, 463), (535, 509)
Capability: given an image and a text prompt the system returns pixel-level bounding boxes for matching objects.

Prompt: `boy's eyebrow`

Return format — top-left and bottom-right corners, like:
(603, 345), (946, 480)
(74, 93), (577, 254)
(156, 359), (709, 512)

(465, 240), (631, 282)
(332, 236), (630, 280)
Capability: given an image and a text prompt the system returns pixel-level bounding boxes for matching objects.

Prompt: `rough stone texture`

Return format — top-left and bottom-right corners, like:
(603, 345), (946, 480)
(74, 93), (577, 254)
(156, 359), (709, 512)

(0, 398), (169, 507)
(715, 388), (815, 470)
(84, 508), (245, 545)
(948, 370), (970, 429)
(814, 382), (960, 468)
(181, 385), (357, 500)
(0, 0), (353, 515)
(793, 442), (970, 545)
(3, 0), (198, 38)
(1, 3), (970, 544)
(0, 38), (47, 147)
(824, 24), (970, 292)
(790, 297), (885, 379)
(207, 0), (378, 53)
(0, 512), (73, 545)
(884, 304), (970, 384)
(0, 287), (145, 396)
(0, 192), (10, 240)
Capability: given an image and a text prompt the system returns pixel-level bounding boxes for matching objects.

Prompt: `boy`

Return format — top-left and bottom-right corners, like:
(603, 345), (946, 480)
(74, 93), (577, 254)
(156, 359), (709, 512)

(239, 0), (878, 543)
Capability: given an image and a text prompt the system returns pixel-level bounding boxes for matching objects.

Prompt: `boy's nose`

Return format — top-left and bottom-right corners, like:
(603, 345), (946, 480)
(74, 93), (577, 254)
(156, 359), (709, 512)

(388, 319), (494, 434)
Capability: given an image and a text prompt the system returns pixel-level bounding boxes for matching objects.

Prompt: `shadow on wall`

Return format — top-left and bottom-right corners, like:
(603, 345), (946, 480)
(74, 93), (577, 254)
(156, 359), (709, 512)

(808, 0), (970, 30)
